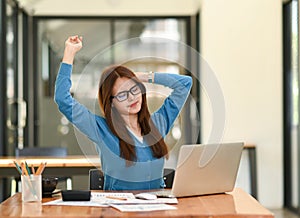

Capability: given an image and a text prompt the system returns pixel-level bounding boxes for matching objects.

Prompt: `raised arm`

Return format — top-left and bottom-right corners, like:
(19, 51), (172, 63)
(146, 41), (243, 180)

(147, 72), (193, 137)
(54, 36), (105, 143)
(62, 35), (83, 64)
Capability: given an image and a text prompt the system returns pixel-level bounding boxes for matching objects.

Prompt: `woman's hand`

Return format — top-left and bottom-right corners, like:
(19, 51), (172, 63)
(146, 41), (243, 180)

(62, 35), (83, 65)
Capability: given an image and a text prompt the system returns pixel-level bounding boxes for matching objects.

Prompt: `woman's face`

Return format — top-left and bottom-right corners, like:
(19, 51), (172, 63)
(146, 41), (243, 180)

(111, 77), (142, 116)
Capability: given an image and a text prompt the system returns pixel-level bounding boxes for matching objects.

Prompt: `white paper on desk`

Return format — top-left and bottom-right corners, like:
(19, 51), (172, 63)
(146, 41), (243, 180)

(42, 198), (138, 207)
(91, 192), (178, 204)
(43, 198), (178, 208)
(91, 192), (135, 200)
(43, 192), (178, 207)
(43, 199), (109, 207)
(110, 204), (177, 212)
(94, 197), (178, 205)
(125, 198), (178, 204)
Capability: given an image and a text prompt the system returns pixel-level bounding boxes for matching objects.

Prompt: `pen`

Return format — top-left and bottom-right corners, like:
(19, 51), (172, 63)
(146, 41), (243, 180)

(106, 196), (128, 201)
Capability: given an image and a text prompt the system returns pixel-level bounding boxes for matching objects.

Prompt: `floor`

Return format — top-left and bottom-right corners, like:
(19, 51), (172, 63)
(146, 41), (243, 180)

(271, 209), (300, 218)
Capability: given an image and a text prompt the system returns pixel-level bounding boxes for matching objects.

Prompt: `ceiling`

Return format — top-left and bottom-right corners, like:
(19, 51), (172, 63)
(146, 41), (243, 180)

(15, 0), (291, 16)
(16, 0), (201, 61)
(16, 0), (289, 69)
(16, 0), (201, 16)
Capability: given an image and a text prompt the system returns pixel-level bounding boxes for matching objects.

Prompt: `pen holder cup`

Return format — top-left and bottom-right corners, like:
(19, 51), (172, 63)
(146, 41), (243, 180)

(21, 175), (42, 202)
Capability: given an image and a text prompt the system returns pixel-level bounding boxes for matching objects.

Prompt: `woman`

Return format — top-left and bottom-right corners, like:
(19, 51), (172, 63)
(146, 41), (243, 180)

(55, 35), (192, 190)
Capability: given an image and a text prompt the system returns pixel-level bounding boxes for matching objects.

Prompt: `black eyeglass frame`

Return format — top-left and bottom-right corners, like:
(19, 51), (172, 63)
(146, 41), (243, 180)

(111, 84), (142, 102)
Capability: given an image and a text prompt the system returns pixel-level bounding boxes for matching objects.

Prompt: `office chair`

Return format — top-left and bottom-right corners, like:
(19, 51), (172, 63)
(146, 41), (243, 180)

(89, 168), (104, 190)
(162, 168), (175, 188)
(12, 147), (72, 195)
(89, 168), (175, 190)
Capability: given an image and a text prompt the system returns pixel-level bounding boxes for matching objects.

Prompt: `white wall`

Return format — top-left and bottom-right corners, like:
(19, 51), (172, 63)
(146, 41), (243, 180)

(200, 0), (283, 208)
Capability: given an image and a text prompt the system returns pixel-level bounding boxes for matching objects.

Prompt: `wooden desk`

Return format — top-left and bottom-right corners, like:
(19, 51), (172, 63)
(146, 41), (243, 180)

(0, 143), (257, 191)
(0, 156), (100, 177)
(0, 188), (273, 218)
(0, 144), (258, 198)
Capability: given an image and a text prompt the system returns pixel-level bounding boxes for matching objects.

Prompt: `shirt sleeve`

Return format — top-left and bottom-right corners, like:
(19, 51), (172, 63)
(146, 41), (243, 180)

(54, 62), (105, 143)
(151, 73), (193, 137)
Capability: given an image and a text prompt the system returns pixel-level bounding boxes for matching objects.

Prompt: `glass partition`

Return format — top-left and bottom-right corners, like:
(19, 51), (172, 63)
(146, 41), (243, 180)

(35, 18), (197, 190)
(36, 18), (194, 164)
(6, 0), (19, 155)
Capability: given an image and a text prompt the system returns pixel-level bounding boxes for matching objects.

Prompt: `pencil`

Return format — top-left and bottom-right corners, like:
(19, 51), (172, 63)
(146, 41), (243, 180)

(39, 162), (47, 175)
(35, 162), (44, 175)
(106, 196), (128, 201)
(31, 165), (35, 175)
(25, 161), (31, 175)
(13, 161), (22, 175)
(21, 162), (29, 176)
(36, 162), (47, 175)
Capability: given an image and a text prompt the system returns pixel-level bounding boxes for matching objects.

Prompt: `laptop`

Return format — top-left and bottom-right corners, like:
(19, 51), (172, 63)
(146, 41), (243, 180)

(151, 142), (244, 198)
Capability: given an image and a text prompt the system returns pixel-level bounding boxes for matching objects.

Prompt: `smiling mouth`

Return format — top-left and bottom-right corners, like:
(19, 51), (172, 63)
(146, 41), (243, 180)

(129, 102), (139, 107)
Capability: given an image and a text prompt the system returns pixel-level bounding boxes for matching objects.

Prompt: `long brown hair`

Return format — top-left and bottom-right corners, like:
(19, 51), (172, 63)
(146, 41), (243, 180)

(98, 65), (168, 164)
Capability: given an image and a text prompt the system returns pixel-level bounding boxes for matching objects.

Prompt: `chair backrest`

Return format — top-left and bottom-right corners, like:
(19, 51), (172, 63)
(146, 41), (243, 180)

(88, 168), (175, 190)
(89, 169), (104, 190)
(15, 147), (67, 157)
(162, 168), (175, 188)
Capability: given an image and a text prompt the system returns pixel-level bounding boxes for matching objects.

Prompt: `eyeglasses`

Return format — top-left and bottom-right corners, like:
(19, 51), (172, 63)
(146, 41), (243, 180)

(112, 84), (141, 102)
